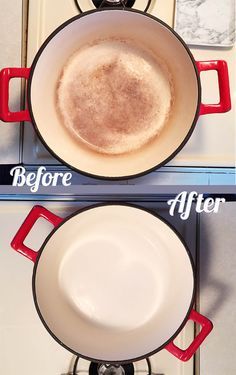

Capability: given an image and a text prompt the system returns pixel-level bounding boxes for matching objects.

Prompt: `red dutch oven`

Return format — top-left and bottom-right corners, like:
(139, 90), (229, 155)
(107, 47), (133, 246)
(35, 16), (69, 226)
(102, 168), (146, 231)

(11, 204), (213, 363)
(0, 8), (231, 179)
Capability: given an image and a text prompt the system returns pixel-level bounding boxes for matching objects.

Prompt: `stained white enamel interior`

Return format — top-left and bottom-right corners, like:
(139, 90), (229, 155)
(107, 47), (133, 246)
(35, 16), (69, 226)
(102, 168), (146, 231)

(35, 205), (194, 361)
(30, 10), (198, 177)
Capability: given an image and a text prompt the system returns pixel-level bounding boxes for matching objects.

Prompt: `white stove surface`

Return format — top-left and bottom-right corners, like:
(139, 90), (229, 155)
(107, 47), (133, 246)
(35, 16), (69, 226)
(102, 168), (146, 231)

(23, 0), (235, 168)
(0, 201), (196, 375)
(0, 0), (22, 164)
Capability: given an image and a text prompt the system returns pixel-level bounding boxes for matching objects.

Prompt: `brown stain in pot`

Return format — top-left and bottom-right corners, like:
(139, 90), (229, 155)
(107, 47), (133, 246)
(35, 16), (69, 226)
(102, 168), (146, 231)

(56, 38), (174, 155)
(68, 57), (157, 150)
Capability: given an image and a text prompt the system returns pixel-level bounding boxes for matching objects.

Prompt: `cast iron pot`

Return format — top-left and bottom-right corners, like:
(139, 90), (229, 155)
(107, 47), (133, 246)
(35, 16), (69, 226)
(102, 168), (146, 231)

(11, 203), (213, 363)
(0, 8), (231, 179)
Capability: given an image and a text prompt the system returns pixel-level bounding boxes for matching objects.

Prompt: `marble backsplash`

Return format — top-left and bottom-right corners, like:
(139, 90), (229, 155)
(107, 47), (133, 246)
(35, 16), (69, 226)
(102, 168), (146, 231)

(174, 0), (235, 47)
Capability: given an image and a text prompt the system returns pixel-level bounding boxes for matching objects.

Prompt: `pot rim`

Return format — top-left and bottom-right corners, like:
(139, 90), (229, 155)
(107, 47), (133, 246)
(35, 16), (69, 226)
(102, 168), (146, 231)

(27, 7), (201, 181)
(32, 202), (196, 364)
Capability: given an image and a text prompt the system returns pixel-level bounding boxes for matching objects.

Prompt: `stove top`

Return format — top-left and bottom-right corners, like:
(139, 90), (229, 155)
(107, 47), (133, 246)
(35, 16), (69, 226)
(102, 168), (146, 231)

(0, 0), (235, 187)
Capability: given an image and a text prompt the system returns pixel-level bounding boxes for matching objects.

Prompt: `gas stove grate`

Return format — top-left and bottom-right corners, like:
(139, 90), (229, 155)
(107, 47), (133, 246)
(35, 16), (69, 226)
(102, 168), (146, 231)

(62, 356), (160, 375)
(74, 0), (153, 13)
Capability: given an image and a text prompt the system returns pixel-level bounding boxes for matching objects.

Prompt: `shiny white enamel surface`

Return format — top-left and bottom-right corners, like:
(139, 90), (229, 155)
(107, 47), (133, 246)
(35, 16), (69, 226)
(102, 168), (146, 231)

(35, 205), (194, 361)
(29, 10), (199, 177)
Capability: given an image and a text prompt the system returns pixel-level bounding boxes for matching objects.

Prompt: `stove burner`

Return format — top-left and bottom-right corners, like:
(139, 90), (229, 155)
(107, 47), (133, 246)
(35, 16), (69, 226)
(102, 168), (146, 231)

(72, 357), (152, 375)
(90, 363), (134, 375)
(91, 0), (136, 8)
(75, 0), (152, 13)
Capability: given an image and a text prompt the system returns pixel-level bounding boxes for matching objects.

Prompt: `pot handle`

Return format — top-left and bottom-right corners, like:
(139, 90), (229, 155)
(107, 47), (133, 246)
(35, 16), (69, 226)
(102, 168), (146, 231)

(165, 309), (213, 361)
(0, 67), (31, 122)
(11, 205), (63, 263)
(196, 60), (231, 115)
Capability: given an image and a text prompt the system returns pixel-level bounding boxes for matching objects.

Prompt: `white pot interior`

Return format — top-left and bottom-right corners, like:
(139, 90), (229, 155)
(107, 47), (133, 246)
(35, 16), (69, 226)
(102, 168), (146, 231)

(30, 9), (199, 178)
(35, 205), (194, 362)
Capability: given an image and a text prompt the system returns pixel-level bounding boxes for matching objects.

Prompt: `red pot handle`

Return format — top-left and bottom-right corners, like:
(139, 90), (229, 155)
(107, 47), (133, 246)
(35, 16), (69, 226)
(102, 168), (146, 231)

(0, 67), (31, 122)
(196, 60), (231, 115)
(165, 309), (213, 361)
(11, 205), (63, 263)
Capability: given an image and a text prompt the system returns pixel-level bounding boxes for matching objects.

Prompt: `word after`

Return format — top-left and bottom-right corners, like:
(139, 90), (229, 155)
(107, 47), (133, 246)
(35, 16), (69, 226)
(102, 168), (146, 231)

(167, 191), (225, 220)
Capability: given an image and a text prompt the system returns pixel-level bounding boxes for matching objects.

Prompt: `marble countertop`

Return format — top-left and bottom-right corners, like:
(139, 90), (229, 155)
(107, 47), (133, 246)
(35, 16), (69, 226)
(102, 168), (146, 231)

(175, 0), (235, 47)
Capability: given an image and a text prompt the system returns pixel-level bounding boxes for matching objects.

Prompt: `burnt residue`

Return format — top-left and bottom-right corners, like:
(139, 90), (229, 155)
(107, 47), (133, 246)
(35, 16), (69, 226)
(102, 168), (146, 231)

(56, 38), (174, 155)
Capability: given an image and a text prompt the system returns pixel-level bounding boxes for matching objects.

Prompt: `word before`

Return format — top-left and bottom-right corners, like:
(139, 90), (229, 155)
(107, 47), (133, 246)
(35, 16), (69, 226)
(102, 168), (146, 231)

(167, 191), (225, 220)
(10, 166), (72, 193)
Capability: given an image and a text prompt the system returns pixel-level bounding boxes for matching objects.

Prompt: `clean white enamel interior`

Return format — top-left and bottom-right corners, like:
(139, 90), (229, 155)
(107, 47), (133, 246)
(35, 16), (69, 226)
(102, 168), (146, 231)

(30, 10), (199, 177)
(35, 205), (194, 361)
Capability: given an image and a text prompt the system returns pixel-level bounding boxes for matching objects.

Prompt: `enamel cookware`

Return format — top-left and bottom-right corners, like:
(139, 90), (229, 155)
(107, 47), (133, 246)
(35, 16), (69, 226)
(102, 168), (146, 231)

(0, 8), (231, 179)
(11, 204), (213, 363)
